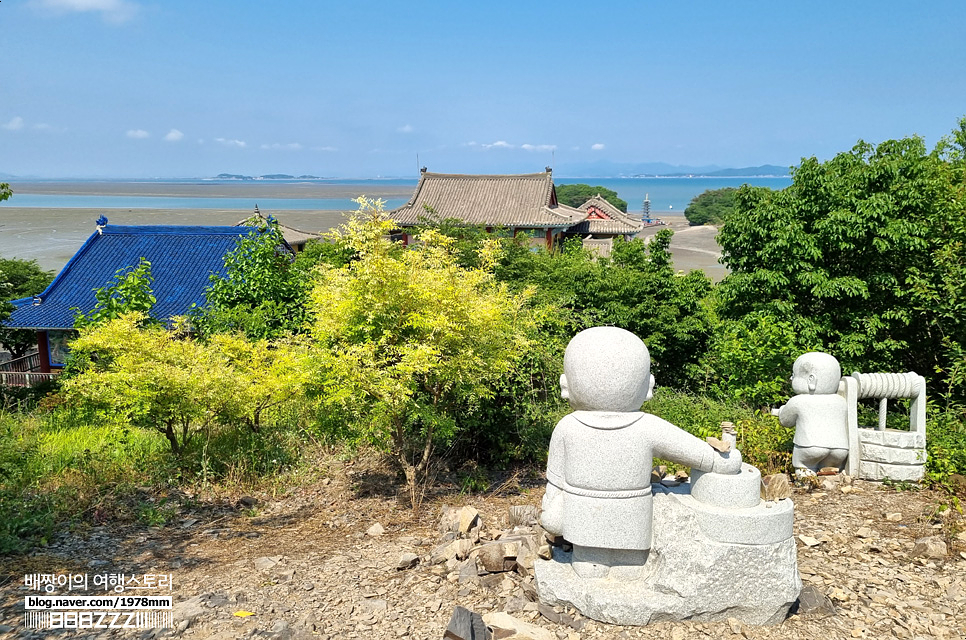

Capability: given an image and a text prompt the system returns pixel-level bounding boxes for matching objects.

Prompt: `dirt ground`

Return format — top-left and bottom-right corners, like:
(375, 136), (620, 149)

(1, 457), (963, 640)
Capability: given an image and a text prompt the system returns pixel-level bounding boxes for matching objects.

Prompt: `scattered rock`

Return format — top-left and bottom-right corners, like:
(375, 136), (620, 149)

(855, 527), (874, 538)
(818, 467), (839, 476)
(798, 534), (821, 547)
(482, 611), (555, 640)
(885, 512), (903, 522)
(397, 552), (419, 570)
(254, 555), (282, 571)
(910, 536), (947, 558)
(706, 436), (731, 452)
(762, 473), (793, 500)
(459, 506), (482, 534)
(508, 505), (539, 527)
(367, 522), (386, 537)
(238, 495), (258, 507)
(443, 605), (490, 640)
(796, 585), (835, 615)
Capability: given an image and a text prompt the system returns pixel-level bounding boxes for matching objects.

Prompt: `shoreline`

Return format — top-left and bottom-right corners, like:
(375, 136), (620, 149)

(5, 181), (417, 199)
(0, 206), (714, 279)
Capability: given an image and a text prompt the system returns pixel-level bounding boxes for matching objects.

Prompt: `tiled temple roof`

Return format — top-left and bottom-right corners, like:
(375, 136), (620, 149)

(390, 171), (587, 229)
(568, 194), (644, 236)
(6, 222), (257, 330)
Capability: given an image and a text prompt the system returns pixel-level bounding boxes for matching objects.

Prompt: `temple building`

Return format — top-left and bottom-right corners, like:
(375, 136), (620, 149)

(2, 218), (265, 378)
(388, 168), (643, 251)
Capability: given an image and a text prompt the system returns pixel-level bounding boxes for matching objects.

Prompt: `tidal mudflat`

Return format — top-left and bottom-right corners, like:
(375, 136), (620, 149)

(0, 207), (352, 272)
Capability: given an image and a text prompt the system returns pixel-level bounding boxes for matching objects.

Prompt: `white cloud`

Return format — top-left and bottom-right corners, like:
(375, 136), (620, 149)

(312, 145), (338, 152)
(397, 124), (414, 134)
(32, 0), (139, 24)
(2, 117), (24, 131)
(482, 140), (513, 150)
(32, 123), (54, 131)
(260, 142), (302, 150)
(215, 137), (247, 148)
(521, 143), (557, 152)
(591, 143), (606, 151)
(164, 129), (184, 142)
(126, 129), (150, 139)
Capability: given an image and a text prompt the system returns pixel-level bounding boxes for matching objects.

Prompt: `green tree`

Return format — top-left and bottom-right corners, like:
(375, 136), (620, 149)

(684, 187), (738, 226)
(210, 333), (312, 434)
(0, 257), (55, 358)
(555, 184), (628, 212)
(73, 258), (156, 329)
(193, 218), (308, 340)
(716, 126), (964, 399)
(494, 231), (715, 389)
(62, 313), (233, 454)
(309, 198), (532, 507)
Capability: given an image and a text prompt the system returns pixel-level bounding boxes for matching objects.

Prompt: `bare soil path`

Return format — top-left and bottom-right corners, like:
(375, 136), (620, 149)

(1, 462), (963, 640)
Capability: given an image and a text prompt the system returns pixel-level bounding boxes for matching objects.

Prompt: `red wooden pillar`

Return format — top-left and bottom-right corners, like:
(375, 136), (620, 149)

(545, 228), (552, 250)
(36, 331), (51, 373)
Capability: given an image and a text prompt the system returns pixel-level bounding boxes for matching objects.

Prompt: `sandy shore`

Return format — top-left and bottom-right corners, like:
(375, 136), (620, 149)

(0, 208), (354, 272)
(8, 181), (416, 199)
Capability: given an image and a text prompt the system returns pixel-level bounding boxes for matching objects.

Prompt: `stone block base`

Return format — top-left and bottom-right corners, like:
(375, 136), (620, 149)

(535, 490), (800, 626)
(857, 428), (925, 482)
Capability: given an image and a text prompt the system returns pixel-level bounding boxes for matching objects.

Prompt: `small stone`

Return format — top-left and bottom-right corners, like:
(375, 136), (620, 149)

(817, 466), (839, 476)
(798, 535), (821, 547)
(538, 602), (562, 624)
(885, 512), (902, 522)
(796, 585), (835, 615)
(537, 544), (552, 560)
(727, 617), (747, 636)
(706, 436), (731, 452)
(367, 522), (385, 537)
(508, 505), (539, 527)
(362, 598), (388, 613)
(458, 558), (481, 583)
(238, 496), (258, 507)
(911, 536), (947, 558)
(459, 506), (481, 534)
(671, 628), (686, 640)
(443, 606), (488, 640)
(856, 527), (874, 538)
(396, 553), (419, 570)
(761, 473), (793, 500)
(482, 612), (555, 640)
(254, 556), (282, 571)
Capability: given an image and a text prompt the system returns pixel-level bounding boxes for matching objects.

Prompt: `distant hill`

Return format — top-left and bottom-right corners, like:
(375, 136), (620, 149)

(556, 161), (791, 178)
(0, 172), (17, 180)
(686, 165), (790, 177)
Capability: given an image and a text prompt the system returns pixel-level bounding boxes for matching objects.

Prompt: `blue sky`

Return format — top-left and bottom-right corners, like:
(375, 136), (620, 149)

(2, 1), (965, 178)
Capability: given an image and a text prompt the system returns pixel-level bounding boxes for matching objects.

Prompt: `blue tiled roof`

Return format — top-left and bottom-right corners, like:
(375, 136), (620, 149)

(6, 224), (259, 330)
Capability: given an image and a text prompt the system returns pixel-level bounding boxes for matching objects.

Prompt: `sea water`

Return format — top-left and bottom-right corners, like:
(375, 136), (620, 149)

(3, 177), (791, 215)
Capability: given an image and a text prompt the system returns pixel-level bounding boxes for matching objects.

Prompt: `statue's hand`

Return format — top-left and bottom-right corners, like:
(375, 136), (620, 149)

(770, 406), (782, 417)
(711, 449), (743, 475)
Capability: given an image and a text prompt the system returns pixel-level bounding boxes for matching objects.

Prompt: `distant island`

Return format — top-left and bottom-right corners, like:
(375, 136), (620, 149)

(213, 173), (324, 181)
(631, 165), (791, 178)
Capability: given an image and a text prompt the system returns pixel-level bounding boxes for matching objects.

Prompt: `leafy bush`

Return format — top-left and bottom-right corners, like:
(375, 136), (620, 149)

(925, 404), (966, 489)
